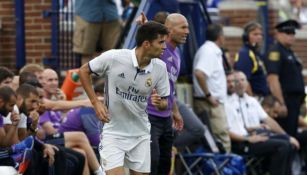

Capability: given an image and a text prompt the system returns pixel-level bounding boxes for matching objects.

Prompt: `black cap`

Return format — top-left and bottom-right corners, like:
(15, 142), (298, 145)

(275, 19), (301, 34)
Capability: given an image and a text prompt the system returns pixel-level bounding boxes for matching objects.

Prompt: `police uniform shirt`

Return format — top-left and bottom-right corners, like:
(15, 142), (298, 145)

(89, 49), (170, 138)
(234, 44), (269, 96)
(265, 42), (304, 95)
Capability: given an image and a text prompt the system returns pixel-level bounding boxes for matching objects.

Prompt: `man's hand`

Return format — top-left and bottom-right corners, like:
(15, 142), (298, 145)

(10, 111), (21, 126)
(172, 111), (184, 131)
(43, 144), (58, 166)
(207, 96), (219, 107)
(247, 134), (268, 143)
(277, 104), (288, 117)
(29, 110), (39, 128)
(93, 100), (109, 123)
(55, 88), (66, 100)
(135, 12), (148, 25)
(289, 136), (300, 150)
(151, 89), (161, 108)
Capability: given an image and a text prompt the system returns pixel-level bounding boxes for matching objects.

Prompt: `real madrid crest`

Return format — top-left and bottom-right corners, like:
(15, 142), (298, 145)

(145, 77), (152, 87)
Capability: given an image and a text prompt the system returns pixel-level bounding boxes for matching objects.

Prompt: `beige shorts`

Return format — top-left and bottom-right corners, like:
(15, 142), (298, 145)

(73, 16), (122, 55)
(99, 135), (151, 173)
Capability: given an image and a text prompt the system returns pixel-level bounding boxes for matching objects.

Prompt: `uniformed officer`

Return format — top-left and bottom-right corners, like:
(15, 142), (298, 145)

(265, 19), (305, 137)
(234, 21), (269, 98)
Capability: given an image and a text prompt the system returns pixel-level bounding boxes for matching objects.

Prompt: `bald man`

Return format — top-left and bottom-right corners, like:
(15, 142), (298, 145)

(42, 69), (65, 100)
(146, 13), (188, 175)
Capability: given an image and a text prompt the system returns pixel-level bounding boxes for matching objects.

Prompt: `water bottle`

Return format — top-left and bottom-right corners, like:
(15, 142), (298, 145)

(71, 72), (79, 82)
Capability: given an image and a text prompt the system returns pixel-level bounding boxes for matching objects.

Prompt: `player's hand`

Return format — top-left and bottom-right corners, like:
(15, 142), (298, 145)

(11, 111), (21, 126)
(151, 89), (161, 108)
(172, 111), (184, 131)
(135, 12), (148, 25)
(93, 100), (109, 123)
(289, 136), (300, 150)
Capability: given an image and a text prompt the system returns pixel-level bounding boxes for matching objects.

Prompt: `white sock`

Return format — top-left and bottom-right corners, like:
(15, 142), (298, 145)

(94, 166), (105, 175)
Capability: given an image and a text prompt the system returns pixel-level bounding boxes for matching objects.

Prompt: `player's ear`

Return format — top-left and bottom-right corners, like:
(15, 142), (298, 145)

(142, 40), (150, 48)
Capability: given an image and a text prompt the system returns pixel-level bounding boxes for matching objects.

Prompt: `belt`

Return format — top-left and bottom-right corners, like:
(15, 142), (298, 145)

(194, 97), (206, 101)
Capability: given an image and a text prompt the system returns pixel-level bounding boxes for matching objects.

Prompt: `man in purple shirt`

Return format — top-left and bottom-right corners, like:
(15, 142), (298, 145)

(147, 13), (188, 175)
(58, 107), (102, 147)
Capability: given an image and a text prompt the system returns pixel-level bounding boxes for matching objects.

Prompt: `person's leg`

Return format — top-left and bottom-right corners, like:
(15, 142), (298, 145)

(106, 167), (125, 175)
(158, 117), (173, 175)
(148, 115), (164, 175)
(64, 132), (101, 173)
(100, 20), (122, 51)
(72, 15), (100, 64)
(248, 139), (293, 175)
(100, 136), (126, 175)
(209, 104), (231, 152)
(276, 95), (303, 136)
(71, 148), (90, 175)
(126, 136), (151, 175)
(174, 101), (205, 147)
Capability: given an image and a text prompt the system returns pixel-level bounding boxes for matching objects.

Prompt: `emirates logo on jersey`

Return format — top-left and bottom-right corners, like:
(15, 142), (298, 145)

(145, 77), (152, 87)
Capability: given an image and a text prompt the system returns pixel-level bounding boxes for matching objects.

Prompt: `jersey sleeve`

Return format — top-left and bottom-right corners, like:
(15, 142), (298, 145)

(88, 50), (114, 76)
(265, 47), (281, 75)
(155, 61), (170, 98)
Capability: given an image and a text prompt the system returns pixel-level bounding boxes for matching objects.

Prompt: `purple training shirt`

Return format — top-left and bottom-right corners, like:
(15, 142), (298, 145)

(0, 115), (3, 128)
(147, 41), (181, 117)
(58, 107), (102, 147)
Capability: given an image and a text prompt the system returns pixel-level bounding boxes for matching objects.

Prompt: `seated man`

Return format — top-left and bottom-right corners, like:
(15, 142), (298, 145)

(226, 71), (297, 175)
(58, 80), (104, 159)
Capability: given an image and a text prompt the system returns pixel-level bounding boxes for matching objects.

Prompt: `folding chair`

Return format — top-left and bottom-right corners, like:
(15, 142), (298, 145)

(176, 124), (245, 175)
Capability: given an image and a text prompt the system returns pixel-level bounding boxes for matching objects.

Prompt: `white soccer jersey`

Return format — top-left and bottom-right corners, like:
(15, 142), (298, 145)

(89, 49), (170, 137)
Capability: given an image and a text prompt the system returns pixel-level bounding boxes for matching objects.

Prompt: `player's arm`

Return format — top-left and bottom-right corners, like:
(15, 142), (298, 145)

(151, 89), (168, 111)
(43, 98), (92, 111)
(79, 63), (109, 122)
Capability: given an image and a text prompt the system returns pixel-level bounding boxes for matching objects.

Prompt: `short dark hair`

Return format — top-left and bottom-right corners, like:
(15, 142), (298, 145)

(0, 86), (16, 102)
(0, 66), (14, 83)
(153, 11), (169, 24)
(262, 95), (279, 107)
(16, 83), (38, 99)
(136, 21), (169, 47)
(206, 24), (223, 41)
(19, 71), (38, 86)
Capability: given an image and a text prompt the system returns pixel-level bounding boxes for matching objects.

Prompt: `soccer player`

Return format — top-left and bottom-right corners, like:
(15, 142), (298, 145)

(79, 21), (170, 175)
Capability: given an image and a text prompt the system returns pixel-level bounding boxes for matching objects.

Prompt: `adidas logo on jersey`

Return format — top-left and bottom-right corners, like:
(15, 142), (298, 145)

(118, 73), (125, 78)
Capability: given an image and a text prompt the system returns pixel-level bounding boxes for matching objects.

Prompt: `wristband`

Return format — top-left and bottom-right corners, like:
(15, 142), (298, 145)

(205, 93), (211, 98)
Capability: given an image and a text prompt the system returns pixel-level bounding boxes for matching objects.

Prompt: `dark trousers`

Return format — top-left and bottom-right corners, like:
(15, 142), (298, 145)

(277, 94), (304, 136)
(149, 115), (174, 175)
(232, 138), (293, 175)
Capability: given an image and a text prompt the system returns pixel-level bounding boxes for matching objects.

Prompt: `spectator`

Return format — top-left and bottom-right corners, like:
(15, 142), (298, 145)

(73, 0), (122, 65)
(0, 66), (14, 89)
(234, 21), (269, 98)
(193, 23), (231, 152)
(226, 71), (236, 96)
(226, 71), (295, 175)
(19, 63), (44, 85)
(41, 68), (66, 101)
(265, 19), (305, 137)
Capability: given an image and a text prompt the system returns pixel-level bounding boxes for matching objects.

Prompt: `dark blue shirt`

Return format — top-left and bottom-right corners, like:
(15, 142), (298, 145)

(265, 42), (304, 95)
(234, 44), (269, 96)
